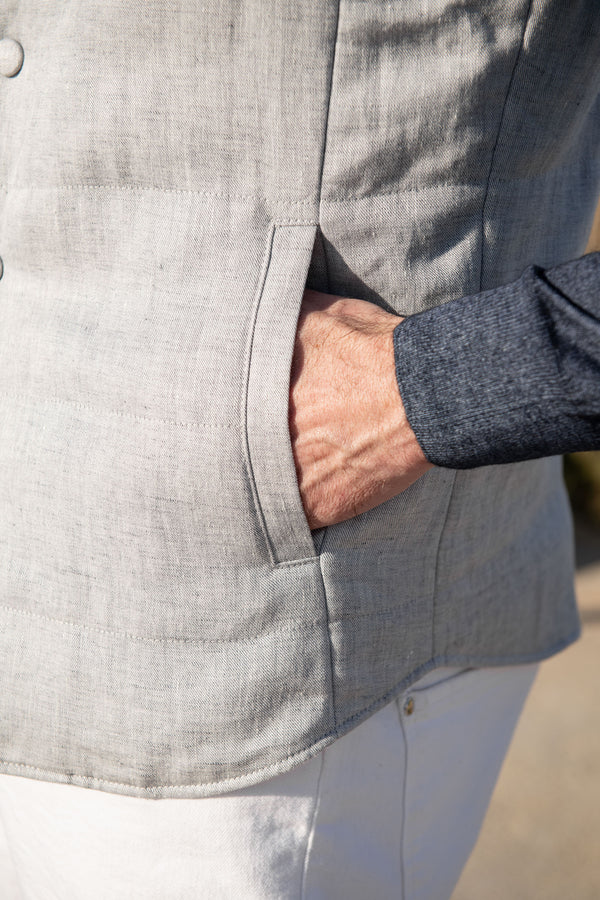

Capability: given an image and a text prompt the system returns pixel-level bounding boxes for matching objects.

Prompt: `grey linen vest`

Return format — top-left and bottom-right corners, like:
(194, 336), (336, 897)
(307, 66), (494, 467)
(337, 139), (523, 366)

(0, 1), (598, 798)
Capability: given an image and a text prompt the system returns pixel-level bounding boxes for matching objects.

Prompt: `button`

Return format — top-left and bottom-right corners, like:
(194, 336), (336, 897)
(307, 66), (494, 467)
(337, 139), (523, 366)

(403, 696), (414, 716)
(0, 38), (24, 78)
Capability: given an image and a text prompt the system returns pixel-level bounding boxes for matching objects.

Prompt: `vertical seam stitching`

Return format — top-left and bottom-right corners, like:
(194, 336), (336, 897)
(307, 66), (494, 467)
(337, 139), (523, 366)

(240, 223), (278, 565)
(430, 471), (458, 659)
(300, 751), (327, 900)
(317, 0), (341, 291)
(315, 0), (342, 216)
(479, 0), (535, 291)
(312, 0), (342, 733)
(317, 552), (337, 732)
(397, 699), (409, 900)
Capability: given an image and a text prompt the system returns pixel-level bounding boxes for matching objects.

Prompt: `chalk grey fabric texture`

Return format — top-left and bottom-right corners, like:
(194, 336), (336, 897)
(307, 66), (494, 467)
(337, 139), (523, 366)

(0, 666), (538, 899)
(394, 251), (600, 467)
(0, 1), (598, 798)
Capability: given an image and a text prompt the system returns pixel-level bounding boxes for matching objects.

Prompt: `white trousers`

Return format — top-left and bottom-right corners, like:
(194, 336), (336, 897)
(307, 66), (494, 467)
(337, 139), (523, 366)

(0, 664), (538, 900)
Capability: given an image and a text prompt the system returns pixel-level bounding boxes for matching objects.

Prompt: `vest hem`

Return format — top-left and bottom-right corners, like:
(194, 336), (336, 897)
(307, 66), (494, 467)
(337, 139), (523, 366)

(0, 628), (580, 800)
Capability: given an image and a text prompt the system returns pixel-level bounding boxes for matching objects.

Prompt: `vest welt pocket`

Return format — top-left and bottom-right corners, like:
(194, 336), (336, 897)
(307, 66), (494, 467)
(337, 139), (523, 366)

(244, 223), (322, 565)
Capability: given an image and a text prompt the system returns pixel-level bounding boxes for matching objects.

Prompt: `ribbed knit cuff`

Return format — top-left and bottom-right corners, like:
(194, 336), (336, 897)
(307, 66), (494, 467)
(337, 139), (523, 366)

(393, 253), (600, 468)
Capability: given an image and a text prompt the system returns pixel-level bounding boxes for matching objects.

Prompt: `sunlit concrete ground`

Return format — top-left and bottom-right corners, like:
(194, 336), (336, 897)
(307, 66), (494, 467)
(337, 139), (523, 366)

(452, 518), (600, 900)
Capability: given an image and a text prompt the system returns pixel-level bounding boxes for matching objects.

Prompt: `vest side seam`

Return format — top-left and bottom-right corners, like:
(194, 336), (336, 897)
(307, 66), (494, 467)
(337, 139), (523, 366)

(315, 0), (342, 223)
(479, 0), (536, 292)
(310, 0), (341, 732)
(430, 471), (458, 660)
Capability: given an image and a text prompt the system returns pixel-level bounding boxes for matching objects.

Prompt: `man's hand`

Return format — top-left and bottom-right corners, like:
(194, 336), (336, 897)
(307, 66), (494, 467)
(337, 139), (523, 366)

(289, 289), (434, 530)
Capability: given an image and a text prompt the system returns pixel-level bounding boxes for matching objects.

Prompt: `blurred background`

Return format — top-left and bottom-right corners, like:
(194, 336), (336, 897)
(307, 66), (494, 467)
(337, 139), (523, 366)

(452, 208), (600, 899)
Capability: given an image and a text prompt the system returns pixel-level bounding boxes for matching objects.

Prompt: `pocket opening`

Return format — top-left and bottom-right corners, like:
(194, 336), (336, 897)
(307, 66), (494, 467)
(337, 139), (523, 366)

(244, 223), (324, 565)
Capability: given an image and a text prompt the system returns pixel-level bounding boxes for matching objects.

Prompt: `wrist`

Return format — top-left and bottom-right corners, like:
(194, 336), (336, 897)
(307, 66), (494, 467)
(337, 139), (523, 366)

(375, 327), (433, 481)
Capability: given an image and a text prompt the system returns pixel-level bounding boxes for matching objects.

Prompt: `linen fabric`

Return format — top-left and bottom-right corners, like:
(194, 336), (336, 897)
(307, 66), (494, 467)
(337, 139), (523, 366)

(0, 1), (597, 796)
(0, 665), (538, 900)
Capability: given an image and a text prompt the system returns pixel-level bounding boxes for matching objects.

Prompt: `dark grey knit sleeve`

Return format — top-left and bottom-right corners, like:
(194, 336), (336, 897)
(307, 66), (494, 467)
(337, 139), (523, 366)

(393, 252), (600, 468)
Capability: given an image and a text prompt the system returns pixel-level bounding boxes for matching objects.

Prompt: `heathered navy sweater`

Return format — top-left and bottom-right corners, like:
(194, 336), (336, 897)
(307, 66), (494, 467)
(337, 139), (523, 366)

(393, 252), (600, 468)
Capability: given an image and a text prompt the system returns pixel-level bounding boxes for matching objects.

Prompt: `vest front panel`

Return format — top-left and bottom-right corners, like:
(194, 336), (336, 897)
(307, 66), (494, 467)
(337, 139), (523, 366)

(0, 0), (595, 795)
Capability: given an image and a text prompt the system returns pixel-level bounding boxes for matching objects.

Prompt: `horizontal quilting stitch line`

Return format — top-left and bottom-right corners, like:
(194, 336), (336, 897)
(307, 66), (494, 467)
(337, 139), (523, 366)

(0, 157), (584, 204)
(0, 182), (316, 205)
(272, 218), (320, 225)
(321, 162), (586, 201)
(0, 604), (327, 644)
(1, 594), (471, 641)
(3, 181), (472, 202)
(0, 391), (241, 429)
(1, 570), (493, 631)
